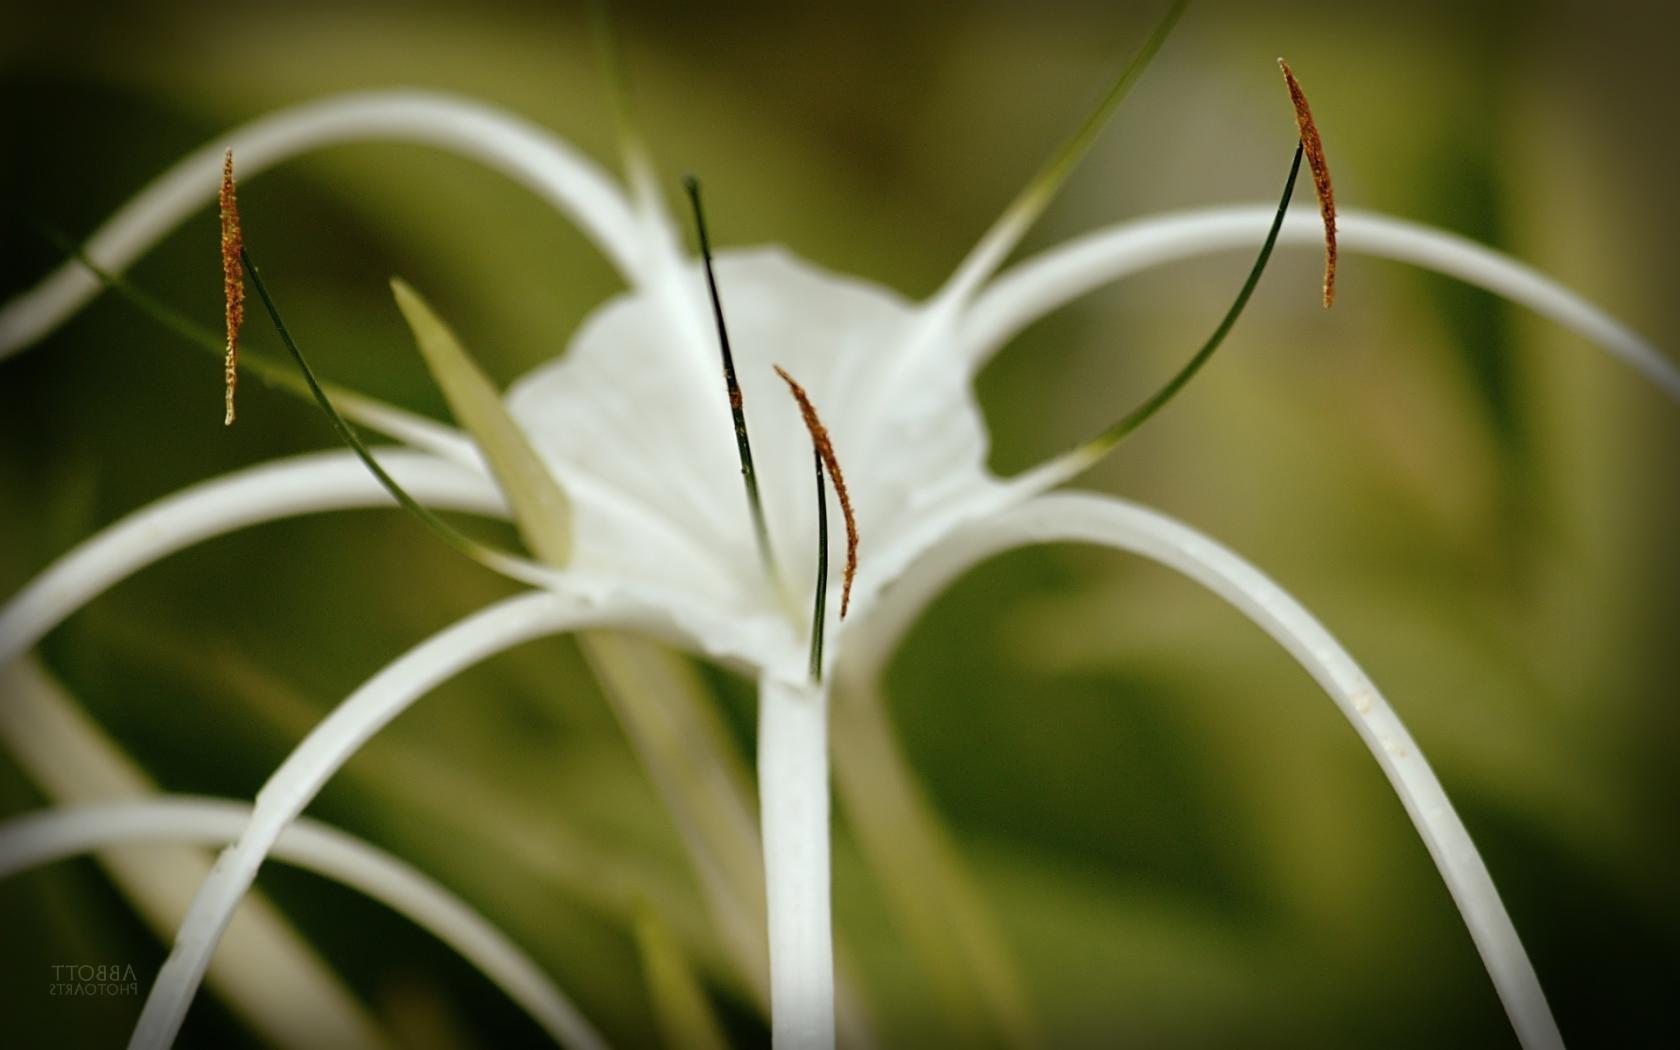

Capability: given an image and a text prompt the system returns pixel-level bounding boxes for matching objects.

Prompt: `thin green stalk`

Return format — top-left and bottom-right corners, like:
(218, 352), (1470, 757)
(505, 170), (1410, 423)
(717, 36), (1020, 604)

(1062, 141), (1303, 472)
(240, 248), (553, 587)
(683, 177), (781, 590)
(1014, 0), (1189, 217)
(25, 219), (309, 400)
(935, 0), (1189, 306)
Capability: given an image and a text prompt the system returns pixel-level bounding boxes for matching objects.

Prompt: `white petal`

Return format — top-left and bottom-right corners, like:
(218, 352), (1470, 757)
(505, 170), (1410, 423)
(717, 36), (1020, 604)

(130, 589), (647, 1050)
(842, 491), (1562, 1050)
(961, 206), (1678, 400)
(0, 798), (609, 1050)
(508, 247), (1008, 672)
(0, 659), (386, 1050)
(757, 675), (835, 1050)
(0, 90), (646, 359)
(0, 449), (507, 670)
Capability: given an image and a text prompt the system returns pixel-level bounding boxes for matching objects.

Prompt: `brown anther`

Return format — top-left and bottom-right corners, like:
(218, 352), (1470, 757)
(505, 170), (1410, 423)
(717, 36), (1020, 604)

(220, 149), (245, 424)
(1278, 58), (1337, 308)
(773, 366), (859, 618)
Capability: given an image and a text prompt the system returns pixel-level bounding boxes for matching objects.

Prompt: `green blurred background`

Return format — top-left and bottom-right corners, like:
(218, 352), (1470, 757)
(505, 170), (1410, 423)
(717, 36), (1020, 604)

(2, 1), (1677, 1046)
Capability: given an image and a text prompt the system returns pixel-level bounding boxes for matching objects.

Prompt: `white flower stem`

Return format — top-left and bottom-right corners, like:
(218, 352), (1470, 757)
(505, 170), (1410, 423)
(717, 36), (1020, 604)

(0, 797), (609, 1050)
(961, 206), (1677, 401)
(845, 491), (1564, 1050)
(757, 675), (836, 1050)
(128, 591), (632, 1050)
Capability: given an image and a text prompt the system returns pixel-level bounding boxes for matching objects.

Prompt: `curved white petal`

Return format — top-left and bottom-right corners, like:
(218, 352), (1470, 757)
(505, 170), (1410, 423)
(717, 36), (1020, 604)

(842, 491), (1562, 1050)
(961, 206), (1677, 401)
(0, 658), (387, 1050)
(757, 675), (835, 1050)
(0, 449), (508, 670)
(0, 90), (646, 359)
(130, 589), (646, 1050)
(0, 798), (608, 1050)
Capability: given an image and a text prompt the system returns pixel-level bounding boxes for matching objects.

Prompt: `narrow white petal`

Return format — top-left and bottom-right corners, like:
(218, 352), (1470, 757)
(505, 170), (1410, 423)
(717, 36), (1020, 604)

(0, 798), (609, 1050)
(0, 449), (507, 669)
(0, 658), (386, 1050)
(843, 491), (1563, 1050)
(757, 675), (836, 1050)
(961, 206), (1677, 400)
(0, 90), (645, 359)
(130, 589), (644, 1049)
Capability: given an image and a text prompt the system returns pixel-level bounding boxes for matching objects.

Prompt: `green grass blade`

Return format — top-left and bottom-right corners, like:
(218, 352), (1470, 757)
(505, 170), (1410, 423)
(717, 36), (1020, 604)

(831, 677), (1041, 1049)
(938, 0), (1189, 304)
(633, 902), (733, 1050)
(391, 279), (572, 566)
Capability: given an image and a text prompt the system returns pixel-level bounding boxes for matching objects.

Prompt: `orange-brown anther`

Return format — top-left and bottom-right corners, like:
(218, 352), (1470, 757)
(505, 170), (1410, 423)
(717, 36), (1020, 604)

(1278, 58), (1336, 308)
(220, 149), (245, 424)
(773, 365), (859, 619)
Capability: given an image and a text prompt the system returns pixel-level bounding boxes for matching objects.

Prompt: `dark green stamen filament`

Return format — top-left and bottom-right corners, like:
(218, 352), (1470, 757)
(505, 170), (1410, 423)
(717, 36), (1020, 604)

(241, 247), (546, 583)
(683, 176), (779, 587)
(1078, 142), (1303, 460)
(26, 218), (356, 410)
(808, 447), (830, 683)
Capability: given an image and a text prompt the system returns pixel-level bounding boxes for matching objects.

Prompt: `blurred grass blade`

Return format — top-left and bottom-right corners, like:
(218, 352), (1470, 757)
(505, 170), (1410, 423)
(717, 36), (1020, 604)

(587, 0), (663, 219)
(831, 678), (1040, 1049)
(633, 902), (732, 1050)
(579, 632), (772, 1007)
(936, 0), (1188, 307)
(391, 278), (573, 566)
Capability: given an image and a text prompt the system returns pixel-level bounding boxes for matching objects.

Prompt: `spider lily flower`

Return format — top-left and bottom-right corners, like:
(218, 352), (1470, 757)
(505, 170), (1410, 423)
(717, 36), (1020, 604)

(2, 21), (1676, 1050)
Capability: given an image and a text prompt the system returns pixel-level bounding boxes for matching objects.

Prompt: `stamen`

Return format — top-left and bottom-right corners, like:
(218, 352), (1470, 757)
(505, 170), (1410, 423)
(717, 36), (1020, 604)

(26, 218), (460, 447)
(808, 445), (829, 683)
(240, 246), (556, 589)
(684, 176), (781, 587)
(1278, 58), (1337, 307)
(774, 366), (859, 620)
(1051, 142), (1304, 473)
(219, 150), (245, 424)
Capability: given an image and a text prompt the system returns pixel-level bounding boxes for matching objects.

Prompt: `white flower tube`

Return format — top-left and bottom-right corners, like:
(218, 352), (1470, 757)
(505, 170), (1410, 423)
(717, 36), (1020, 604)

(841, 490), (1563, 1050)
(0, 90), (648, 359)
(960, 206), (1678, 402)
(129, 589), (656, 1049)
(757, 675), (836, 1050)
(0, 798), (609, 1050)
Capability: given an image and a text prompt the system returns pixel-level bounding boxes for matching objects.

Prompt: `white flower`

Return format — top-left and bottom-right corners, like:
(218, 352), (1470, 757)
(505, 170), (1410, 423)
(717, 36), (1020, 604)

(1, 29), (1673, 1050)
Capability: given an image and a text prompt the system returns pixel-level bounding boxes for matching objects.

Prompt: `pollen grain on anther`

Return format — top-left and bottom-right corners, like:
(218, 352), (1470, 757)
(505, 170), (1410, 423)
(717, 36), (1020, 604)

(1278, 58), (1336, 308)
(219, 149), (245, 424)
(773, 365), (859, 619)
